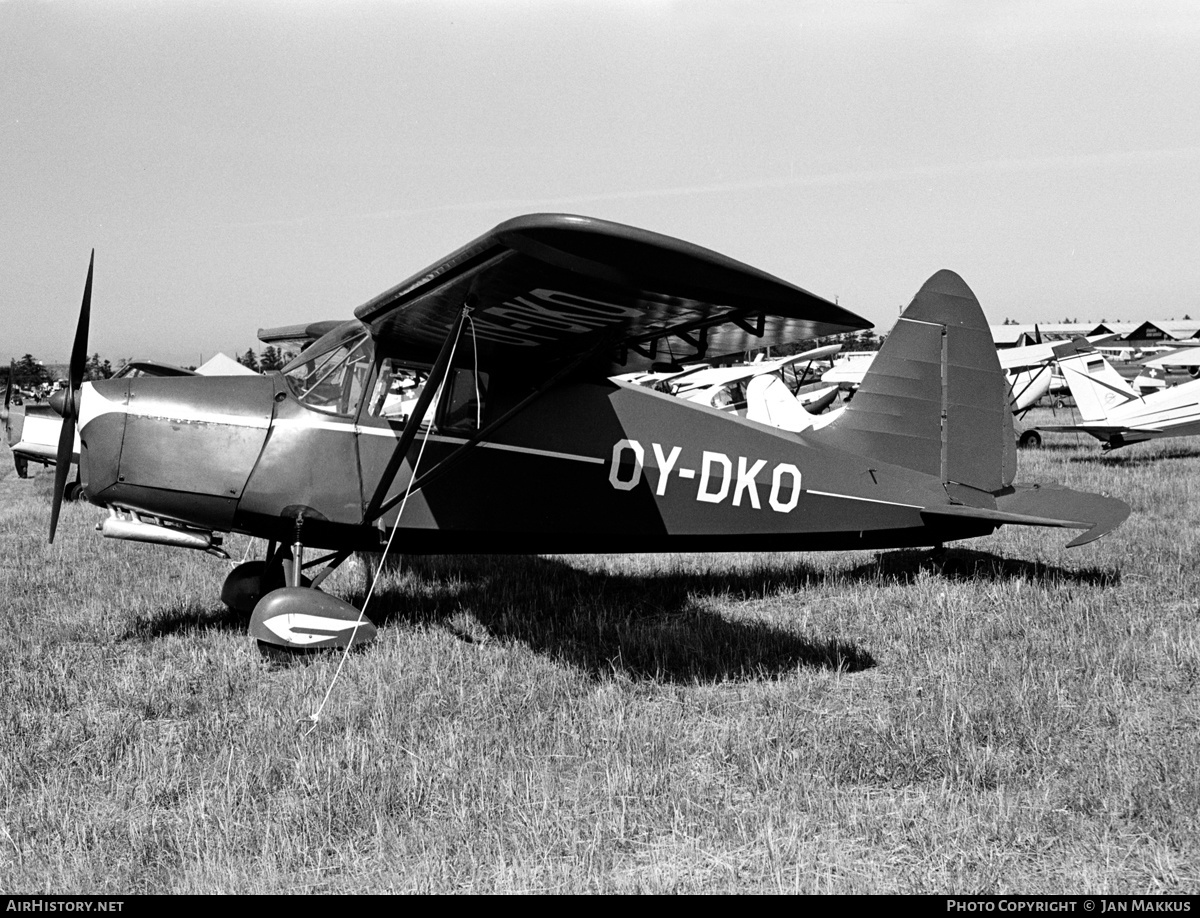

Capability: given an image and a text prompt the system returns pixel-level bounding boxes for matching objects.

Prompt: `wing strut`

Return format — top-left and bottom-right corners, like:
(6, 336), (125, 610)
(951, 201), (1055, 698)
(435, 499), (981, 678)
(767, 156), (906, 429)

(368, 328), (623, 523)
(360, 305), (471, 526)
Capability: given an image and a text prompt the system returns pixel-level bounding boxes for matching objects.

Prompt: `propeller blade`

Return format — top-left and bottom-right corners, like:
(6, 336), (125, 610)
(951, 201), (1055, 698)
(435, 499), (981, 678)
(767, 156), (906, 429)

(48, 403), (76, 543)
(50, 251), (93, 544)
(2, 360), (11, 431)
(67, 250), (94, 417)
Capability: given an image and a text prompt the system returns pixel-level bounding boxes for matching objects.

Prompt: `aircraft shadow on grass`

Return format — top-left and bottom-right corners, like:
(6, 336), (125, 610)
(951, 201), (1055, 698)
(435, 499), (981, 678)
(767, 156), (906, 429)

(126, 552), (875, 681)
(344, 553), (878, 682)
(126, 546), (1117, 680)
(849, 547), (1120, 588)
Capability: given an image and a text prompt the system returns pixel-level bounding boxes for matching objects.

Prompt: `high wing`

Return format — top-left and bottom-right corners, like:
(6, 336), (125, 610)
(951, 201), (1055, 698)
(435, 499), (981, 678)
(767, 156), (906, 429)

(353, 214), (871, 374)
(996, 333), (1116, 372)
(1140, 346), (1200, 370)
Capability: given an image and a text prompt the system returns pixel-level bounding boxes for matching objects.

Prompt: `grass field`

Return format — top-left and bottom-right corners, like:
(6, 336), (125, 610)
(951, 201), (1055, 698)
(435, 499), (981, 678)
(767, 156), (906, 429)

(1, 414), (1198, 893)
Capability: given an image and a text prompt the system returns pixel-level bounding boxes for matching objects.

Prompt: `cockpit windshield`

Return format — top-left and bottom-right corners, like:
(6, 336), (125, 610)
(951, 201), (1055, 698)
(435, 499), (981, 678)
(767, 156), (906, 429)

(283, 327), (371, 416)
(279, 322), (488, 430)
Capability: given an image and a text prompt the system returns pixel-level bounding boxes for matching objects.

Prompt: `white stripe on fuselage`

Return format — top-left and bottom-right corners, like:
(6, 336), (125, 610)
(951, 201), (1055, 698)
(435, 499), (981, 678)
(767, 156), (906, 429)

(805, 489), (924, 509)
(77, 383), (271, 430)
(79, 386), (927, 505)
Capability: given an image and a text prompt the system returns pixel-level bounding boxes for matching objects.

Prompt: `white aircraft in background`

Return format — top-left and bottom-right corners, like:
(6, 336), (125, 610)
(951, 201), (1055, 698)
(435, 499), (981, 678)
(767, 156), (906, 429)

(1123, 346), (1200, 395)
(819, 350), (876, 394)
(4, 356), (258, 482)
(613, 344), (843, 432)
(821, 334), (1114, 417)
(997, 333), (1121, 414)
(1138, 346), (1200, 379)
(1038, 340), (1200, 449)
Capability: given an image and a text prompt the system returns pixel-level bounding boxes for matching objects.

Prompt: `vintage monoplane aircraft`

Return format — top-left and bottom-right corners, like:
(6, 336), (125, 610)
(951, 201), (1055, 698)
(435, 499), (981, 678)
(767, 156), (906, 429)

(54, 215), (1129, 650)
(1038, 339), (1200, 449)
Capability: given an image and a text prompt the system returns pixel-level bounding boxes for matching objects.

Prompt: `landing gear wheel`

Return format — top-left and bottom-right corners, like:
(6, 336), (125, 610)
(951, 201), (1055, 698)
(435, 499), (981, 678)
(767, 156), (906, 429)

(221, 558), (311, 614)
(14, 455), (28, 478)
(1018, 429), (1042, 449)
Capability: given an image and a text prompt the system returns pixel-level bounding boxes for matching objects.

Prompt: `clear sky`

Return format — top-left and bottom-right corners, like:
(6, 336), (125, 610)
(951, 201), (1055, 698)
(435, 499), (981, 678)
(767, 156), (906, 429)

(3, 0), (1199, 367)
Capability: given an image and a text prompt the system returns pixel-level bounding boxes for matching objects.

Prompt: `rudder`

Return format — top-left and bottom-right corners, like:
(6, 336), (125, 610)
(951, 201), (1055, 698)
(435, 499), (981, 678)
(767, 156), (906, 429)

(818, 270), (1016, 494)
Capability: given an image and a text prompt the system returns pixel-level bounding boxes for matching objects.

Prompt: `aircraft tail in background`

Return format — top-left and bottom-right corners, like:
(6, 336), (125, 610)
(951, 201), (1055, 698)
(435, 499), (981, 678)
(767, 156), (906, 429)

(1052, 341), (1140, 423)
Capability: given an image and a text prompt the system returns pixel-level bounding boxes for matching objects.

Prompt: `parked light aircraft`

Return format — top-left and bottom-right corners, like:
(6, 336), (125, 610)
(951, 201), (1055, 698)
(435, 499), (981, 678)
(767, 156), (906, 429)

(616, 344), (842, 427)
(817, 334), (1116, 421)
(53, 215), (1128, 650)
(1138, 346), (1200, 379)
(5, 359), (198, 482)
(1038, 340), (1200, 449)
(817, 350), (876, 395)
(1123, 346), (1200, 395)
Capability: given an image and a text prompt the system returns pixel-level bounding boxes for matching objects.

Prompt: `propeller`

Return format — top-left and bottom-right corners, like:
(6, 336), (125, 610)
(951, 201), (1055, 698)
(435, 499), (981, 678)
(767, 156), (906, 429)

(2, 359), (12, 435)
(49, 251), (93, 543)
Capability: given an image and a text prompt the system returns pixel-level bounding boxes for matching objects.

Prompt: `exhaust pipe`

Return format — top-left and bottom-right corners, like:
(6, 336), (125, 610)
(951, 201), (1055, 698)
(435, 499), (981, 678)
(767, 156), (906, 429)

(99, 507), (228, 558)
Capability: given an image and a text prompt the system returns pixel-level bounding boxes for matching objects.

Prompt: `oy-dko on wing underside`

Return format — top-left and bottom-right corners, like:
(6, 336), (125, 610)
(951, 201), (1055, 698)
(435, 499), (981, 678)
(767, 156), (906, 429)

(354, 214), (872, 374)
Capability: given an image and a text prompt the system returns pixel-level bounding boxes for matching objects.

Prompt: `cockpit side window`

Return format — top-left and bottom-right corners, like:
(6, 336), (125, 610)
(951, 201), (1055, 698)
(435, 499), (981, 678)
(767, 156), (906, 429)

(366, 359), (489, 434)
(440, 368), (488, 434)
(284, 333), (371, 416)
(368, 360), (433, 427)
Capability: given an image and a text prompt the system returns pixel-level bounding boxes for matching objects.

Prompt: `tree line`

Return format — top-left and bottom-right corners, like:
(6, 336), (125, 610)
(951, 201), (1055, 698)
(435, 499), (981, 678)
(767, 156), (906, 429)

(3, 346), (296, 388)
(235, 346), (288, 373)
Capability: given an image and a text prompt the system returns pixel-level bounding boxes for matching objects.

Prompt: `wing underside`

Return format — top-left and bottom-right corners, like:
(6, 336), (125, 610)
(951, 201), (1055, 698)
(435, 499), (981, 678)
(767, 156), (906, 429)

(354, 214), (872, 374)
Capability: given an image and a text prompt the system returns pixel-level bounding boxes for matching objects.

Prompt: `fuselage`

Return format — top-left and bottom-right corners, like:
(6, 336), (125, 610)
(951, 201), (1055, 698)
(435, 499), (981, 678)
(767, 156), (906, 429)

(76, 323), (997, 555)
(1100, 378), (1200, 435)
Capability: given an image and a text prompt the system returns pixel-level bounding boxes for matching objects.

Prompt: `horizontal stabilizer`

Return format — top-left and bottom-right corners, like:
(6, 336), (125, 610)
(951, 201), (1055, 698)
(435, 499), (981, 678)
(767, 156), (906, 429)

(1038, 424), (1161, 435)
(1035, 424), (1157, 448)
(924, 483), (1129, 547)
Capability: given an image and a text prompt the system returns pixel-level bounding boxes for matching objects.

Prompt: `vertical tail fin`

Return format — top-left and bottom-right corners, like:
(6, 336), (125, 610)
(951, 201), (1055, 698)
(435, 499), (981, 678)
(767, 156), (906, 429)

(817, 270), (1015, 494)
(1052, 341), (1139, 422)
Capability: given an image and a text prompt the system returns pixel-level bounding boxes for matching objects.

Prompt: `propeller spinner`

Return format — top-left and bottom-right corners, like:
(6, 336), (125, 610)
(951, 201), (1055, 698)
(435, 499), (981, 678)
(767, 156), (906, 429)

(49, 251), (93, 543)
